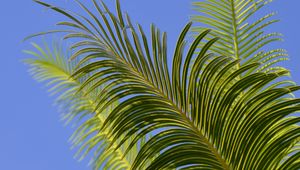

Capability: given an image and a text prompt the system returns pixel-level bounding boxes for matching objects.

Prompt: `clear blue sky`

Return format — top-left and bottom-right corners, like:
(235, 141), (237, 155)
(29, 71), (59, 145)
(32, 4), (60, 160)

(0, 0), (299, 169)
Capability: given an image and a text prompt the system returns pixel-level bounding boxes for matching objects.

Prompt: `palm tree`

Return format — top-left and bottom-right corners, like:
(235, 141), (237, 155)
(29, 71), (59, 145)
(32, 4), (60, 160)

(25, 0), (300, 169)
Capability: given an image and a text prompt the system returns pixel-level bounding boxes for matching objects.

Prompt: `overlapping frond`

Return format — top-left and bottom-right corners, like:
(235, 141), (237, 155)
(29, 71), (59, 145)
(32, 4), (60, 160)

(192, 0), (289, 76)
(27, 0), (300, 169)
(24, 42), (148, 170)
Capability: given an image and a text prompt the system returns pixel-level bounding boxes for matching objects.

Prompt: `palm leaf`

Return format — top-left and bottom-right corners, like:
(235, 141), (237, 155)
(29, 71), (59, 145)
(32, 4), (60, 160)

(28, 0), (300, 169)
(191, 0), (289, 76)
(24, 42), (148, 170)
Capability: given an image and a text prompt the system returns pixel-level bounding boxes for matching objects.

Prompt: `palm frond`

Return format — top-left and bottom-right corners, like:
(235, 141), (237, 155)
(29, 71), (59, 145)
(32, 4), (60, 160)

(191, 0), (290, 76)
(28, 0), (300, 169)
(24, 42), (148, 170)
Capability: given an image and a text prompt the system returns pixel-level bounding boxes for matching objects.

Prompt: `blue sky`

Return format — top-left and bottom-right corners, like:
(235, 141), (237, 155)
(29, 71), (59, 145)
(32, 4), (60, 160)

(0, 0), (299, 169)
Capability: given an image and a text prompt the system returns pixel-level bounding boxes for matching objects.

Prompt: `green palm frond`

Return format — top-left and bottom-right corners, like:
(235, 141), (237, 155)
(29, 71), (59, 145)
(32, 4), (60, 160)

(191, 0), (289, 75)
(24, 42), (149, 170)
(27, 0), (300, 169)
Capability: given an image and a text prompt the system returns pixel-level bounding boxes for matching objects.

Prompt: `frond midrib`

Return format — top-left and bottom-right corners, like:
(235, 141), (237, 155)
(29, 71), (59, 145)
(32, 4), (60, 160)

(230, 0), (240, 62)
